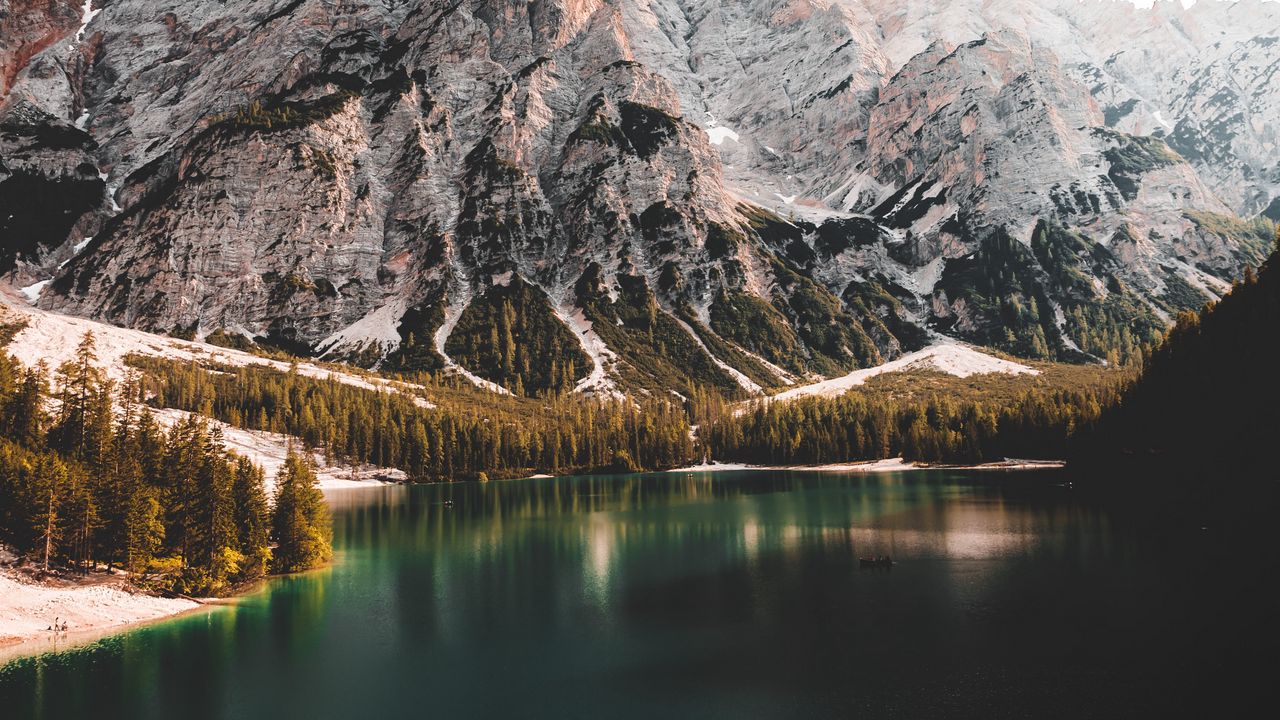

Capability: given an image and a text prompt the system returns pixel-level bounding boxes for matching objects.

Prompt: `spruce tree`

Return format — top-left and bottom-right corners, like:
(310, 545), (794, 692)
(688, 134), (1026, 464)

(31, 454), (69, 572)
(188, 426), (238, 592)
(231, 456), (271, 581)
(271, 452), (332, 573)
(51, 331), (106, 459)
(2, 362), (46, 448)
(123, 489), (165, 576)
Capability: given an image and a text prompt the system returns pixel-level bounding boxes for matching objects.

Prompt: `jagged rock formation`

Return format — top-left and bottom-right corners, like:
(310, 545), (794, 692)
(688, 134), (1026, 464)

(1, 0), (1277, 396)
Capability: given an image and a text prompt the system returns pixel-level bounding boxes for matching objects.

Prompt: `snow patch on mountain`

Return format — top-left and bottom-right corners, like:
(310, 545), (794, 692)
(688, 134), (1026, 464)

(317, 300), (406, 360)
(1, 302), (433, 407)
(558, 306), (622, 397)
(19, 281), (50, 304)
(704, 112), (740, 145)
(769, 341), (1037, 403)
(149, 408), (405, 492)
(72, 0), (101, 45)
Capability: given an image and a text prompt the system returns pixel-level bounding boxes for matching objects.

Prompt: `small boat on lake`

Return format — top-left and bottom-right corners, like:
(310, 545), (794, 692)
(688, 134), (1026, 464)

(859, 557), (894, 569)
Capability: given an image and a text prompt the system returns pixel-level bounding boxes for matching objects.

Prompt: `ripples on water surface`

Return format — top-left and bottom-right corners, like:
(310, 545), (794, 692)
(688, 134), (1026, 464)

(2, 470), (1275, 718)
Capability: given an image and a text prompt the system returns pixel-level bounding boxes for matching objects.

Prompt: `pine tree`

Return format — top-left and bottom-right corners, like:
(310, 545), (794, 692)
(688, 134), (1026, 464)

(31, 455), (69, 572)
(271, 452), (332, 573)
(187, 426), (238, 592)
(51, 331), (106, 459)
(231, 456), (271, 581)
(2, 362), (46, 448)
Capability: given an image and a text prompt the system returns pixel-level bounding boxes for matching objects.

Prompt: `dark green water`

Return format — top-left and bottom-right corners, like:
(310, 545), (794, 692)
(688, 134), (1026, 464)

(1, 470), (1274, 718)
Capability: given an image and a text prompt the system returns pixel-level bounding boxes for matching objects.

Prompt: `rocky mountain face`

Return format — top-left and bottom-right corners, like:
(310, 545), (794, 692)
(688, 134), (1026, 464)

(1, 0), (1277, 397)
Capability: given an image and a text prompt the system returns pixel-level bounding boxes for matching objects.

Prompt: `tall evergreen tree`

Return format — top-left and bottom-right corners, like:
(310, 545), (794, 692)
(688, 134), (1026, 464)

(232, 456), (271, 581)
(50, 331), (107, 459)
(1, 362), (47, 448)
(31, 454), (69, 572)
(271, 452), (332, 573)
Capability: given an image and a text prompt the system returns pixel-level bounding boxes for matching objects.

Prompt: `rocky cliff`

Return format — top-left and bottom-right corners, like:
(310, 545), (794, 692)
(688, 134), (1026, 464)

(2, 0), (1277, 396)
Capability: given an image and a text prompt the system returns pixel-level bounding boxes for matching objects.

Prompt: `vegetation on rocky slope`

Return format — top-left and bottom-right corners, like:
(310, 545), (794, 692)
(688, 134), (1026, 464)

(1071, 231), (1280, 482)
(445, 276), (590, 397)
(576, 266), (747, 397)
(127, 352), (695, 480)
(0, 334), (330, 595)
(702, 362), (1123, 466)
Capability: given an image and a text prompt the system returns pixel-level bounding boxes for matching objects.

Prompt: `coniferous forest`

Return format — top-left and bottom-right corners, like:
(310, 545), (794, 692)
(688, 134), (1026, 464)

(700, 365), (1122, 466)
(1071, 237), (1280, 485)
(4, 234), (1276, 591)
(128, 354), (696, 479)
(0, 334), (331, 595)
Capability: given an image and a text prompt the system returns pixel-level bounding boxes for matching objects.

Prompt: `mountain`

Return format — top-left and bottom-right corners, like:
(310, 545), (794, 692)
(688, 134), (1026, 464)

(2, 0), (1277, 398)
(1071, 232), (1280, 485)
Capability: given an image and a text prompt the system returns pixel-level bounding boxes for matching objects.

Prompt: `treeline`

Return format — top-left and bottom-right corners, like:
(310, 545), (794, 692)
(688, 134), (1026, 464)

(128, 354), (695, 479)
(701, 367), (1122, 466)
(0, 334), (330, 595)
(1071, 235), (1280, 483)
(444, 276), (590, 397)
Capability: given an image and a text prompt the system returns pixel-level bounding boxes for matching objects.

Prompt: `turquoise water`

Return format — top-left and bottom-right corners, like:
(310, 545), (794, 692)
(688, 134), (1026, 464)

(0, 470), (1269, 718)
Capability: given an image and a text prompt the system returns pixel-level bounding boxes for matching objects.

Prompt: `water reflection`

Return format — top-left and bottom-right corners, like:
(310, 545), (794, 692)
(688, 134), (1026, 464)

(2, 469), (1242, 718)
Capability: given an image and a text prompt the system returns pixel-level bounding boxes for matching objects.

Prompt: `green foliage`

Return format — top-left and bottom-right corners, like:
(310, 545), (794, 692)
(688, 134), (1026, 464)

(204, 329), (257, 352)
(1152, 271), (1211, 315)
(1062, 291), (1165, 367)
(703, 362), (1123, 466)
(567, 96), (629, 149)
(1030, 221), (1165, 365)
(767, 257), (882, 375)
(618, 101), (680, 159)
(232, 457), (271, 579)
(842, 279), (932, 353)
(0, 309), (28, 348)
(1183, 211), (1276, 267)
(294, 144), (339, 180)
(383, 303), (446, 373)
(1100, 130), (1181, 200)
(705, 222), (745, 260)
(936, 222), (1163, 365)
(674, 306), (782, 391)
(575, 268), (743, 396)
(1031, 221), (1112, 301)
(0, 335), (277, 595)
(126, 350), (694, 481)
(571, 120), (626, 146)
(445, 276), (589, 397)
(937, 227), (1060, 359)
(271, 453), (332, 573)
(273, 272), (320, 298)
(709, 289), (805, 374)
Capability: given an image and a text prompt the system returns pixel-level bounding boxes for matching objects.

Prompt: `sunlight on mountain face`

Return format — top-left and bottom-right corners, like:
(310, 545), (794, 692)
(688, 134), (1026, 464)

(1, 1), (1277, 716)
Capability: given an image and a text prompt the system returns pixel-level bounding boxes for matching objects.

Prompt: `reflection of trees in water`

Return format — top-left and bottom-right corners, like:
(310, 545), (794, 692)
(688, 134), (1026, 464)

(5, 470), (1169, 719)
(268, 571), (329, 655)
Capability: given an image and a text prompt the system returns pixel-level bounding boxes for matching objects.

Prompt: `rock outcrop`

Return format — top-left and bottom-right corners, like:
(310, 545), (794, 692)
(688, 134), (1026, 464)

(2, 0), (1277, 394)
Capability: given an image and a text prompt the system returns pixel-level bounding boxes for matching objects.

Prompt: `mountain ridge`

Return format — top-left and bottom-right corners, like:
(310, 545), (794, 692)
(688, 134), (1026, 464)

(1, 0), (1277, 397)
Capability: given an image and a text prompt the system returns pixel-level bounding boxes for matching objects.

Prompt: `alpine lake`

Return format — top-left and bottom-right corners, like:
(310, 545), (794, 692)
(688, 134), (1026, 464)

(2, 468), (1272, 718)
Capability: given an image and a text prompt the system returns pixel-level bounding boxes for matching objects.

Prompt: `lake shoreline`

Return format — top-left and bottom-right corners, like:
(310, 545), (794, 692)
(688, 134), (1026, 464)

(0, 564), (203, 664)
(2, 458), (1063, 664)
(1, 522), (354, 664)
(0, 559), (333, 665)
(667, 457), (1065, 474)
